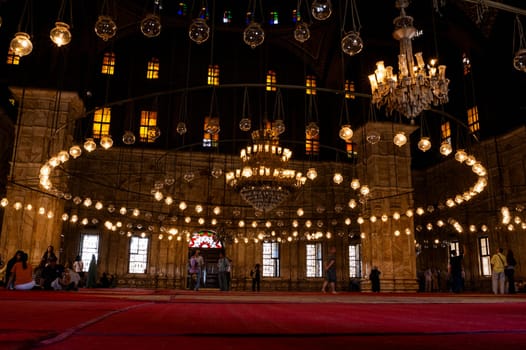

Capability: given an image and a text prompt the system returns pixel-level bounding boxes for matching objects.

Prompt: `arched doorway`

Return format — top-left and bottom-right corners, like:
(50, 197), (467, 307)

(187, 230), (223, 289)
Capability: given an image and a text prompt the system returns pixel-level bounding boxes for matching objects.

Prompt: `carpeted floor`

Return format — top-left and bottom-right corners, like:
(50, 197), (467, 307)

(1, 289), (526, 350)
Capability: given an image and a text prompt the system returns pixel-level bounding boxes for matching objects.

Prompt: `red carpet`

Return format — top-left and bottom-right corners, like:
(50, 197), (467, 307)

(1, 289), (526, 349)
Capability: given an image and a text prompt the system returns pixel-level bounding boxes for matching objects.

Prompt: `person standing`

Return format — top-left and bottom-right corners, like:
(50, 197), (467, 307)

(86, 254), (98, 288)
(250, 263), (261, 292)
(39, 245), (57, 269)
(370, 266), (381, 292)
(217, 251), (230, 291)
(226, 258), (232, 291)
(490, 247), (507, 295)
(321, 246), (337, 294)
(191, 250), (204, 291)
(73, 255), (84, 287)
(449, 249), (464, 293)
(505, 249), (517, 294)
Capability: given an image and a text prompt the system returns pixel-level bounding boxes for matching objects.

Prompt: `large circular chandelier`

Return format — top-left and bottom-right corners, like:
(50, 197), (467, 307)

(225, 124), (306, 212)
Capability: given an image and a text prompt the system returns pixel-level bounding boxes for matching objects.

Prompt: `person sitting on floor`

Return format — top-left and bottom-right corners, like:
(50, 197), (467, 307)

(7, 251), (36, 290)
(41, 257), (65, 290)
(58, 264), (81, 291)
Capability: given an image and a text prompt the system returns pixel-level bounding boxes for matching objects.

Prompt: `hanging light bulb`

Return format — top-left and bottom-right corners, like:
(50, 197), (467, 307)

(188, 18), (210, 44)
(366, 130), (381, 145)
(176, 122), (188, 135)
(10, 32), (33, 57)
(94, 15), (117, 41)
(513, 48), (526, 72)
(294, 22), (310, 43)
(333, 173), (343, 185)
(122, 131), (136, 145)
(140, 14), (161, 38)
(147, 126), (161, 140)
(83, 138), (97, 152)
(305, 122), (319, 138)
(339, 125), (353, 141)
(417, 137), (432, 152)
(454, 149), (468, 163)
(243, 22), (265, 48)
(272, 119), (285, 135)
(100, 135), (113, 150)
(239, 117), (251, 131)
(393, 132), (407, 147)
(350, 178), (360, 190)
(311, 0), (332, 21)
(341, 31), (363, 56)
(306, 168), (317, 181)
(50, 22), (72, 47)
(439, 141), (453, 156)
(69, 145), (82, 159)
(205, 117), (220, 135)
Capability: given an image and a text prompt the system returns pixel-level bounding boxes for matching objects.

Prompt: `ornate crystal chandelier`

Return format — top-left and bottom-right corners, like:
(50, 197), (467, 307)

(226, 124), (306, 212)
(368, 0), (449, 120)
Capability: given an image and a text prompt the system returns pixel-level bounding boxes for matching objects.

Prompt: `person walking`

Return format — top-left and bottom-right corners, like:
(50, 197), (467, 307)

(321, 246), (337, 294)
(490, 247), (507, 294)
(505, 249), (517, 294)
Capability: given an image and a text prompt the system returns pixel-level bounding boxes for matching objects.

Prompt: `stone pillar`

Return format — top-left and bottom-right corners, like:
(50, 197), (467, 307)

(355, 122), (419, 292)
(0, 87), (84, 266)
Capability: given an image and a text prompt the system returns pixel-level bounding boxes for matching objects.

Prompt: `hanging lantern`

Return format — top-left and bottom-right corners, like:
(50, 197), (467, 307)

(243, 22), (265, 48)
(294, 22), (310, 43)
(311, 0), (332, 21)
(122, 131), (136, 145)
(188, 18), (210, 44)
(83, 138), (97, 152)
(306, 168), (317, 181)
(339, 125), (353, 141)
(439, 141), (453, 156)
(140, 14), (161, 38)
(239, 117), (251, 131)
(176, 122), (187, 135)
(341, 31), (363, 56)
(94, 15), (117, 41)
(50, 21), (72, 47)
(417, 137), (432, 152)
(10, 32), (33, 57)
(100, 135), (113, 150)
(305, 122), (320, 138)
(366, 130), (381, 144)
(393, 132), (407, 147)
(69, 145), (82, 159)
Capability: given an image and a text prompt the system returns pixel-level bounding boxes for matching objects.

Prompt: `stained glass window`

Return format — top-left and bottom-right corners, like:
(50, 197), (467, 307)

(129, 237), (149, 273)
(80, 233), (99, 273)
(188, 230), (222, 249)
(479, 236), (491, 276)
(92, 107), (111, 139)
(349, 244), (361, 278)
(306, 242), (323, 277)
(263, 241), (280, 277)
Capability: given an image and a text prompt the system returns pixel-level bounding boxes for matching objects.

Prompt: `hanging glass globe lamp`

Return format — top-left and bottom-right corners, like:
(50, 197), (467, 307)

(243, 22), (265, 48)
(188, 18), (210, 44)
(10, 32), (33, 57)
(94, 15), (117, 41)
(50, 22), (72, 47)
